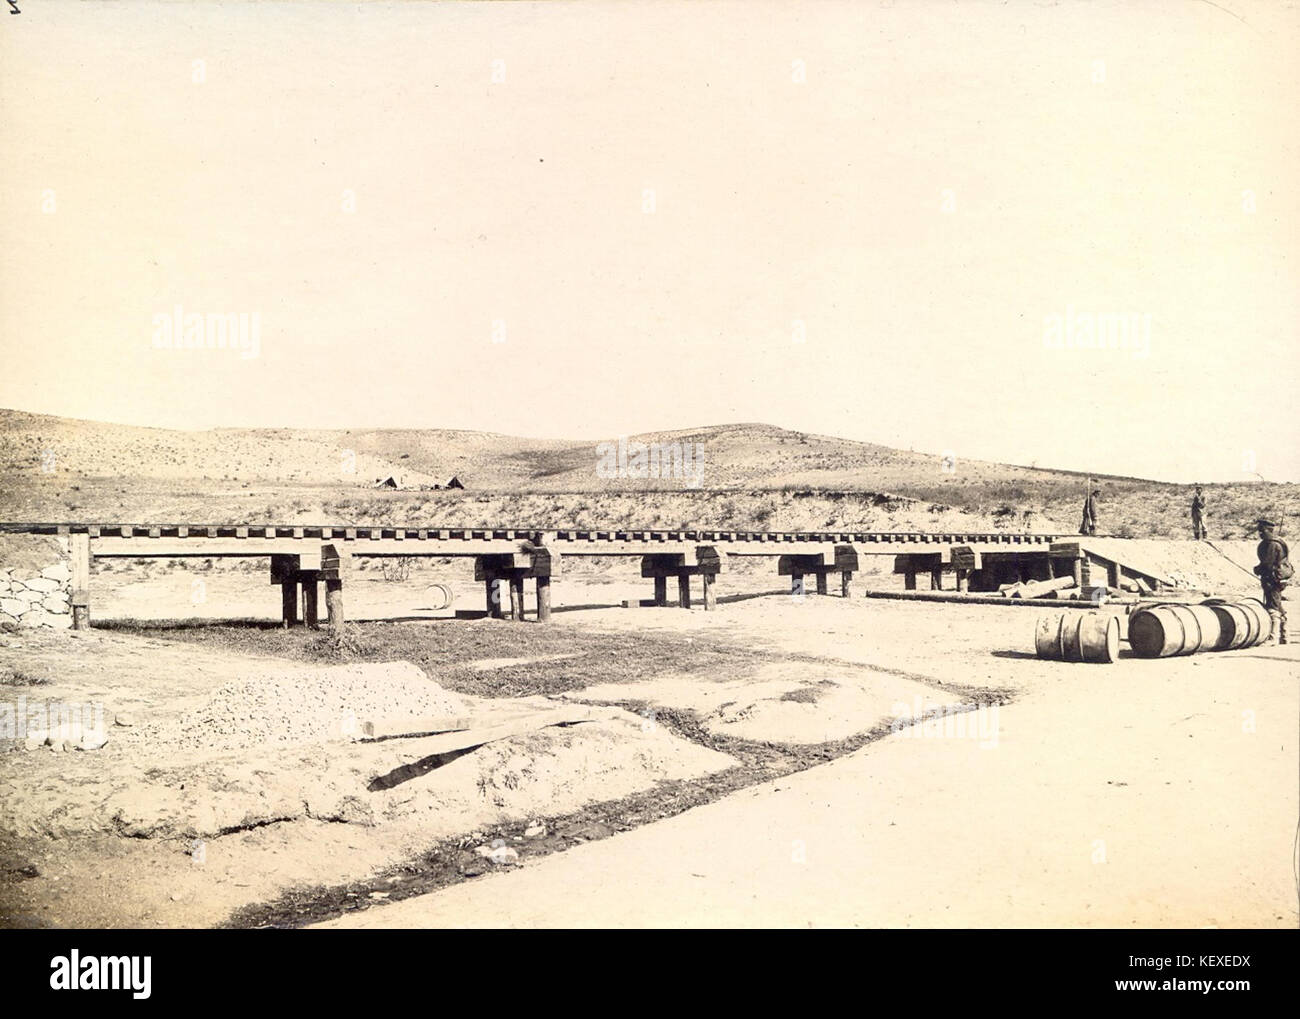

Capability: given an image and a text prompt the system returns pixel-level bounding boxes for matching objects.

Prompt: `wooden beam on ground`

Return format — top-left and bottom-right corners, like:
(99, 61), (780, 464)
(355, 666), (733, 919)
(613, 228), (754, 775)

(360, 715), (473, 741)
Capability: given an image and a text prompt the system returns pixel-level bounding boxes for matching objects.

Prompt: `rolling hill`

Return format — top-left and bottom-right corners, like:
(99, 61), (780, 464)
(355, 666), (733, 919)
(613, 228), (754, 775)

(0, 409), (1294, 538)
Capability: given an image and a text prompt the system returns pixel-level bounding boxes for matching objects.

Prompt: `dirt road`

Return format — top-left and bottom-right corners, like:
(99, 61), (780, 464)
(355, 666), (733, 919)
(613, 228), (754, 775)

(318, 641), (1299, 928)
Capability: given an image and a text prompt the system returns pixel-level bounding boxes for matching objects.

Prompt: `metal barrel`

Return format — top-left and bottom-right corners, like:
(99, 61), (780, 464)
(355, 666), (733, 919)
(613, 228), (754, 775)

(1034, 611), (1119, 663)
(425, 583), (454, 611)
(1128, 603), (1224, 658)
(1201, 597), (1269, 650)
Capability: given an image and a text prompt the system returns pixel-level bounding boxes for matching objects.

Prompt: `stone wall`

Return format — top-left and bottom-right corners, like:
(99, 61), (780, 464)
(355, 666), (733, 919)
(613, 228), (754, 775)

(0, 535), (73, 629)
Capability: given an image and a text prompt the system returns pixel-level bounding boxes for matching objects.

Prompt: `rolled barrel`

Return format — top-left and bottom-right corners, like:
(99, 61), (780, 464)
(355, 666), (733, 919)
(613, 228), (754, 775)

(425, 583), (454, 611)
(1201, 597), (1270, 651)
(1034, 611), (1120, 663)
(1128, 603), (1224, 658)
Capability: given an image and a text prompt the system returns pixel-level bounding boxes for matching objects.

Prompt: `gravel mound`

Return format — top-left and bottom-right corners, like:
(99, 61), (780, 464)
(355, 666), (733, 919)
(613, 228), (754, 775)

(137, 662), (466, 754)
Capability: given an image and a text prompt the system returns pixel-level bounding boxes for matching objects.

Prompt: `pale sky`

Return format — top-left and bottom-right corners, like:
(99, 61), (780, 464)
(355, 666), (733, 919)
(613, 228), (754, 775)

(1, 0), (1297, 482)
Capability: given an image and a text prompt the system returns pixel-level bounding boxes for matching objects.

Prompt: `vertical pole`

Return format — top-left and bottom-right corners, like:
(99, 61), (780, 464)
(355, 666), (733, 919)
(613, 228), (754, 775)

(70, 532), (91, 630)
(841, 570), (852, 598)
(815, 571), (829, 595)
(509, 574), (525, 621)
(930, 567), (942, 591)
(281, 579), (299, 628)
(302, 576), (319, 629)
(536, 576), (552, 622)
(701, 572), (716, 611)
(325, 578), (344, 636)
(956, 569), (969, 593)
(677, 573), (692, 609)
(653, 575), (668, 607)
(1106, 562), (1121, 589)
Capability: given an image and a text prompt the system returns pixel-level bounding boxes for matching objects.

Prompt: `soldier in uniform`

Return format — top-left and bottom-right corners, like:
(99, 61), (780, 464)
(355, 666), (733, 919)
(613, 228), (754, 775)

(1079, 488), (1100, 536)
(1190, 486), (1207, 539)
(1254, 518), (1289, 644)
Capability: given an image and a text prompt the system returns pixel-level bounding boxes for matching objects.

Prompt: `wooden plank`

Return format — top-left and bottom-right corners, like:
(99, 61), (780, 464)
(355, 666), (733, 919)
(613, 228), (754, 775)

(360, 715), (473, 741)
(366, 708), (594, 754)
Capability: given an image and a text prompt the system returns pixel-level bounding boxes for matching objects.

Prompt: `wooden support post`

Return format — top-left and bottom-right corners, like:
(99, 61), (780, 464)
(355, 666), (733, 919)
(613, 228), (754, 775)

(536, 576), (552, 622)
(281, 580), (299, 628)
(841, 570), (852, 598)
(1079, 558), (1092, 589)
(509, 575), (525, 621)
(701, 572), (716, 611)
(678, 573), (692, 609)
(1106, 561), (1121, 589)
(1071, 558), (1084, 588)
(815, 571), (829, 595)
(956, 569), (969, 593)
(904, 570), (917, 591)
(653, 576), (668, 607)
(485, 574), (505, 619)
(325, 578), (344, 636)
(70, 533), (91, 630)
(930, 567), (942, 591)
(301, 575), (319, 629)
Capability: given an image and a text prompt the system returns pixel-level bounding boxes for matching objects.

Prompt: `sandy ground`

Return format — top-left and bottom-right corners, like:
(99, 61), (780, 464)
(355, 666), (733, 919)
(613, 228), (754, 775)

(1, 560), (1294, 929)
(319, 635), (1299, 928)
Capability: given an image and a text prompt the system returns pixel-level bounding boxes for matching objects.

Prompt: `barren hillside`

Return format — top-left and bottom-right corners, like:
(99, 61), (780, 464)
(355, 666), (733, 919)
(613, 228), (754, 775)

(0, 409), (1294, 537)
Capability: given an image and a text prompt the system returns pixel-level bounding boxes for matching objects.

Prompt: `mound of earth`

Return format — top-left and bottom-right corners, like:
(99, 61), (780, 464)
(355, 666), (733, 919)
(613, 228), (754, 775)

(126, 661), (466, 755)
(1, 702), (736, 842)
(561, 661), (975, 745)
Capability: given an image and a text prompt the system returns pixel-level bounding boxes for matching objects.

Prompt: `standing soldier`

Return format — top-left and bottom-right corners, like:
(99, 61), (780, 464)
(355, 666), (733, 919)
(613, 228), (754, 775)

(1190, 486), (1207, 539)
(1079, 487), (1100, 536)
(1253, 518), (1290, 644)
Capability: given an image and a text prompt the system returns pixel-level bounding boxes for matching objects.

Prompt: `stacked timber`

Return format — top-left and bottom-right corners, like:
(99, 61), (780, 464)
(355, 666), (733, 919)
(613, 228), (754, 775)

(1001, 576), (1077, 600)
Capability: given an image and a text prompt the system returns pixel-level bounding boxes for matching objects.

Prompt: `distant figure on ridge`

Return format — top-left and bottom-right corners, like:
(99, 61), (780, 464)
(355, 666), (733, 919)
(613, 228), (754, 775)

(1190, 485), (1207, 539)
(1079, 487), (1100, 536)
(1253, 518), (1291, 645)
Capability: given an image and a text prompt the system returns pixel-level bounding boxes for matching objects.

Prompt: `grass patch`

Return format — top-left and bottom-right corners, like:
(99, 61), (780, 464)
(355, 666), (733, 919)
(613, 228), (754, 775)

(102, 618), (770, 699)
(0, 667), (51, 687)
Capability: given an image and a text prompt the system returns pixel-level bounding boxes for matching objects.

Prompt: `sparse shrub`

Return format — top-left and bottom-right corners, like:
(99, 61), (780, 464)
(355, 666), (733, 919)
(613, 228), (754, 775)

(381, 556), (415, 582)
(0, 668), (50, 687)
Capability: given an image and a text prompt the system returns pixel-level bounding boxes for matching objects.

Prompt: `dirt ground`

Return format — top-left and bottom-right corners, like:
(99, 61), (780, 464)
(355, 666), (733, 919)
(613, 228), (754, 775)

(0, 559), (1294, 929)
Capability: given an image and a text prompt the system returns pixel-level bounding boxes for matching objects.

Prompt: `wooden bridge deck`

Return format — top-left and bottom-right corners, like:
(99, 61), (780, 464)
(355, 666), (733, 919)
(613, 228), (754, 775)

(0, 522), (1063, 558)
(6, 522), (1177, 628)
